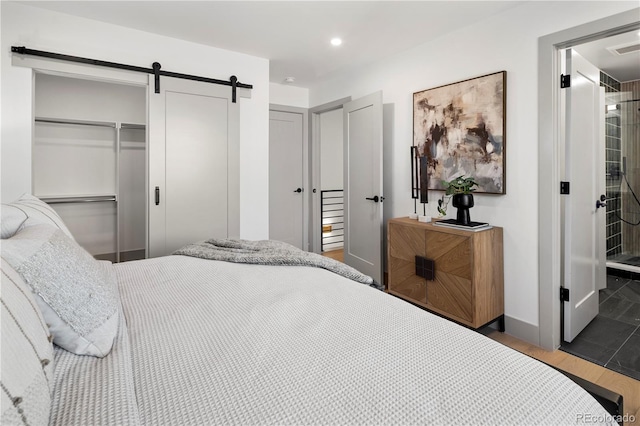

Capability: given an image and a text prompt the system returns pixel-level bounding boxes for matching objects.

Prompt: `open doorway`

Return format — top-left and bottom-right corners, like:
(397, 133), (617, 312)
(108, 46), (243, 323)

(538, 10), (640, 380)
(560, 31), (640, 380)
(310, 98), (350, 256)
(318, 108), (345, 257)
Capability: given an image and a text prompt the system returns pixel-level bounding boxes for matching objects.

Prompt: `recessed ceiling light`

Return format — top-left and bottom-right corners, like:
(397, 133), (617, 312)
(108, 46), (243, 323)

(331, 38), (342, 46)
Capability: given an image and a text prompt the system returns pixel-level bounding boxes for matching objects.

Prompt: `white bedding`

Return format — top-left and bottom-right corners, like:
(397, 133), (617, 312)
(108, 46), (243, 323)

(49, 289), (140, 425)
(46, 255), (616, 425)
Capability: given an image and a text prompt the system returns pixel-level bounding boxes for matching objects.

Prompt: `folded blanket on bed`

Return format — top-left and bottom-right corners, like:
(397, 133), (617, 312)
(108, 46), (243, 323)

(173, 239), (381, 290)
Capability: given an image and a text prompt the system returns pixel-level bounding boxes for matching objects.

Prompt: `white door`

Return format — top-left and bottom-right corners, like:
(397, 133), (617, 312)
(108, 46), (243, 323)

(563, 49), (606, 342)
(148, 76), (239, 257)
(343, 91), (383, 284)
(269, 110), (304, 249)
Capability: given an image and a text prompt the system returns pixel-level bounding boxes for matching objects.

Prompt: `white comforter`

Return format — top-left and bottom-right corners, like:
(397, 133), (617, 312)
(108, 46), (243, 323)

(50, 255), (616, 425)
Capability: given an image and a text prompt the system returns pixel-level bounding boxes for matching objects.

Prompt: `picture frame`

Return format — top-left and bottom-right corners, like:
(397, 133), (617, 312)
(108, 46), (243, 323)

(413, 71), (506, 194)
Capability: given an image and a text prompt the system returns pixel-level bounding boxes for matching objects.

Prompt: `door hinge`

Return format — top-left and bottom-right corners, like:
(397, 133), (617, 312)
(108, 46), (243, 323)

(560, 181), (570, 195)
(560, 74), (571, 88)
(560, 287), (570, 302)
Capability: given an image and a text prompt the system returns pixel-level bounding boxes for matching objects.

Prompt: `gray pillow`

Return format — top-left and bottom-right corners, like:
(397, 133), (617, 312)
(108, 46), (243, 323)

(2, 221), (119, 357)
(1, 258), (54, 426)
(1, 193), (74, 239)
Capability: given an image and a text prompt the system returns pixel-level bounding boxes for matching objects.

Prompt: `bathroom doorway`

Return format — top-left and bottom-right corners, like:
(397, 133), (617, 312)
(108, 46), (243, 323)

(559, 29), (640, 380)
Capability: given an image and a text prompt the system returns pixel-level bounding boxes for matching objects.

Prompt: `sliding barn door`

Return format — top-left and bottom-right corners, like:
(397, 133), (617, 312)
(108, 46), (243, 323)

(148, 76), (239, 257)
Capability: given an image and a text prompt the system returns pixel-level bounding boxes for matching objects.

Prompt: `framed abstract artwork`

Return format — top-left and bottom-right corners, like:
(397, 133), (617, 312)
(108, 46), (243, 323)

(413, 71), (506, 194)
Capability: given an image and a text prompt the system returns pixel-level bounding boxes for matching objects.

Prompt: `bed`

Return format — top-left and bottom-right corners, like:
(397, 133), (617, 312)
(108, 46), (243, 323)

(1, 195), (619, 425)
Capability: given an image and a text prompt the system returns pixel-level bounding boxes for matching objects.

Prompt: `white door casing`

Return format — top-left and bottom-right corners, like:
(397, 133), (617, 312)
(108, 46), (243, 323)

(148, 76), (239, 257)
(343, 91), (383, 285)
(563, 49), (605, 342)
(269, 110), (304, 249)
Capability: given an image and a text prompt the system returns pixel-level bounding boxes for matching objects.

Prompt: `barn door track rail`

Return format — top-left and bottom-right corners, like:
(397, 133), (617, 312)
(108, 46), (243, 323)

(11, 46), (253, 103)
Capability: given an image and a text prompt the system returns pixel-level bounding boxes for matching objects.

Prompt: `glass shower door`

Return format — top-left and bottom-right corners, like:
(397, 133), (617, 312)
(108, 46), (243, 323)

(606, 90), (640, 270)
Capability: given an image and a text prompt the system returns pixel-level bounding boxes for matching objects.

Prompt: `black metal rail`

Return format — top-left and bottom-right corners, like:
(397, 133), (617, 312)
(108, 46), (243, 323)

(11, 46), (253, 102)
(321, 189), (344, 252)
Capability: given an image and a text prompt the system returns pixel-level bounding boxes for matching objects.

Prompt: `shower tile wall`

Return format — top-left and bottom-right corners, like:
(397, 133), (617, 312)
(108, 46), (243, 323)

(603, 71), (622, 258)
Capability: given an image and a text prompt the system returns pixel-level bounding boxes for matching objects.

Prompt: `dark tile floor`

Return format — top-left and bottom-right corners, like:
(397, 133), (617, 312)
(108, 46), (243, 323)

(561, 275), (640, 381)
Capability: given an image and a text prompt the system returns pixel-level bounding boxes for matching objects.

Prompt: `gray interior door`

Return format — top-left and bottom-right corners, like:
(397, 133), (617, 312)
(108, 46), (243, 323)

(148, 76), (239, 257)
(269, 110), (304, 249)
(343, 91), (383, 284)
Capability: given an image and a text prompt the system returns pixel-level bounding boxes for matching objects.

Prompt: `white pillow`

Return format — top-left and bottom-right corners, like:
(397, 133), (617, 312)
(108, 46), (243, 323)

(2, 221), (119, 357)
(1, 193), (74, 239)
(1, 258), (54, 426)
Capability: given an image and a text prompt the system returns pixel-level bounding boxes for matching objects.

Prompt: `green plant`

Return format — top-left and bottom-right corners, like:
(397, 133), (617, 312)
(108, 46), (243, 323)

(442, 176), (478, 195)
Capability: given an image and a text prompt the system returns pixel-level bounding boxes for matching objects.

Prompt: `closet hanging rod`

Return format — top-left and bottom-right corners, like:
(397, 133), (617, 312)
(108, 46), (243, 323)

(35, 117), (116, 128)
(38, 195), (117, 204)
(12, 46), (252, 103)
(121, 123), (146, 130)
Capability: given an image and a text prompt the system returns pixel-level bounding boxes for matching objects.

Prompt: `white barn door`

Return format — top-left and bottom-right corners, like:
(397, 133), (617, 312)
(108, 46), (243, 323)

(148, 76), (239, 257)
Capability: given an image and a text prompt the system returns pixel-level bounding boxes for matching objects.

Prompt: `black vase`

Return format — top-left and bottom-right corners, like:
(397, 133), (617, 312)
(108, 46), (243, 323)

(452, 194), (474, 225)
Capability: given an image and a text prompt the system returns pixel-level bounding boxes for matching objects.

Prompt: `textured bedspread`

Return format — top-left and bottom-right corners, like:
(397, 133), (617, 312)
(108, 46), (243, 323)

(49, 264), (140, 426)
(174, 238), (380, 289)
(110, 256), (615, 426)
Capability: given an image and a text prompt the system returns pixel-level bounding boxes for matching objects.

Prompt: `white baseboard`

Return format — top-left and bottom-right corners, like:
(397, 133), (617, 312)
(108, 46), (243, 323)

(504, 315), (540, 347)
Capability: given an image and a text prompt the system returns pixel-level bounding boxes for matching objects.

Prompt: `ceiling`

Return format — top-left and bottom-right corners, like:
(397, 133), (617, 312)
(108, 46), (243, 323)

(574, 30), (640, 82)
(19, 1), (640, 86)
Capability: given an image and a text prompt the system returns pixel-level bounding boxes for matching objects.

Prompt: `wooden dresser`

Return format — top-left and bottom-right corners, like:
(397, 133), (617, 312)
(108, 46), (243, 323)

(387, 217), (504, 330)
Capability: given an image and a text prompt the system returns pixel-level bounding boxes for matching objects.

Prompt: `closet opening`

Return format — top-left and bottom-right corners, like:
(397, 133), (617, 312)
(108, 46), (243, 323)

(33, 71), (147, 262)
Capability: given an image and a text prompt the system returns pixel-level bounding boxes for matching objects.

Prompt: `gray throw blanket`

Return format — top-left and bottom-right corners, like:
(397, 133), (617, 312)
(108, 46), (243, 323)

(173, 239), (381, 290)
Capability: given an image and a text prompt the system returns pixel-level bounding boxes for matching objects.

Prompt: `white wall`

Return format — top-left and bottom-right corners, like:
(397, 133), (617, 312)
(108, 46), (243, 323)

(1, 2), (270, 239)
(319, 108), (343, 190)
(308, 1), (638, 338)
(269, 83), (309, 108)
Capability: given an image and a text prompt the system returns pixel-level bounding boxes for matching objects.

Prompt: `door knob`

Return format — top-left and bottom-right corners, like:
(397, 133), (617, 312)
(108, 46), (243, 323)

(365, 196), (379, 202)
(294, 188), (303, 193)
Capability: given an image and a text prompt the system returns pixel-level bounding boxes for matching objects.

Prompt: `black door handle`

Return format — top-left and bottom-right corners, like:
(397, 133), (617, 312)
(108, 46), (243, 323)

(155, 186), (160, 205)
(365, 196), (379, 202)
(294, 188), (303, 193)
(596, 194), (607, 209)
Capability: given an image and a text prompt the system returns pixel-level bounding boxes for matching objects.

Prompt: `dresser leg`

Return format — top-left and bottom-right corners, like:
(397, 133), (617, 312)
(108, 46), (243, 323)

(498, 315), (505, 332)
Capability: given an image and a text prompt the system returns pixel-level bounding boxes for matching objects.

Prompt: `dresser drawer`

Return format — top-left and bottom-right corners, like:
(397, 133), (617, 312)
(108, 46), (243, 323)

(425, 230), (473, 322)
(427, 273), (473, 323)
(388, 222), (426, 303)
